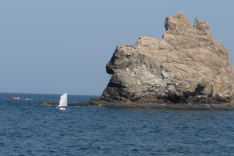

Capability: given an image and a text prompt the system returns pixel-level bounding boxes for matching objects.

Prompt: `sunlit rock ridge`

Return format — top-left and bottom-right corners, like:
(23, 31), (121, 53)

(100, 12), (234, 104)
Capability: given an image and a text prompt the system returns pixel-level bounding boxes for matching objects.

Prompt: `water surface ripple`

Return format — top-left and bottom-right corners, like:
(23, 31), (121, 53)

(1, 93), (234, 155)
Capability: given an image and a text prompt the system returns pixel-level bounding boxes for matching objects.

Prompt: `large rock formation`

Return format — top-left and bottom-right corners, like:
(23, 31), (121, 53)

(99, 12), (234, 104)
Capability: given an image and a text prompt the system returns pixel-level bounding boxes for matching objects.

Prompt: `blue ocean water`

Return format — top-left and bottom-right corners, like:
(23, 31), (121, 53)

(1, 93), (234, 155)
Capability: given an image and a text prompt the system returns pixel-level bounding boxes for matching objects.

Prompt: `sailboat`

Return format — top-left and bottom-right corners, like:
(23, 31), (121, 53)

(57, 93), (67, 110)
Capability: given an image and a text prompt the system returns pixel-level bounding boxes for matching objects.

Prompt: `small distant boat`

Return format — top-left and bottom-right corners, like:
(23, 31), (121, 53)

(57, 93), (67, 110)
(11, 97), (20, 99)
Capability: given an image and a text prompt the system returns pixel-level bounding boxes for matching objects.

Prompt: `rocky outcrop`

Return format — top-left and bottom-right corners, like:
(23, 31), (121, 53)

(99, 12), (234, 105)
(42, 102), (58, 106)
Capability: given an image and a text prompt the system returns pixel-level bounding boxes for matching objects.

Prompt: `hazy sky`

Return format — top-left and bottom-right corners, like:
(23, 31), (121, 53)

(0, 1), (233, 95)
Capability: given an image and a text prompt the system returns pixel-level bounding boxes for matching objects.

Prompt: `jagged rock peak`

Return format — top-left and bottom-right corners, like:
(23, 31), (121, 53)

(163, 12), (213, 43)
(164, 12), (191, 33)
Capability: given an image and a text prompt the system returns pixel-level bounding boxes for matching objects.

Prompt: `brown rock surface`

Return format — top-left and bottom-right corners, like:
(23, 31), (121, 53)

(99, 12), (234, 104)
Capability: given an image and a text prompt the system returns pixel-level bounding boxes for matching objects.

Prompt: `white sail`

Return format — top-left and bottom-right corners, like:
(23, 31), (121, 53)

(58, 93), (67, 107)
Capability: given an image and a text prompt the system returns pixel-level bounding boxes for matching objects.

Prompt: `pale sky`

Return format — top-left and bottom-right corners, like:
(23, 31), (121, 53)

(0, 0), (233, 95)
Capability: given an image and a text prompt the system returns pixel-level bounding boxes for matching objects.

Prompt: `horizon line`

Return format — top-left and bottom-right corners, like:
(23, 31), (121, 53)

(0, 91), (100, 96)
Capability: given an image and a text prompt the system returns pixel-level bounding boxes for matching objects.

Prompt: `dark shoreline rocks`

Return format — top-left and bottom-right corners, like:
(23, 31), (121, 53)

(42, 99), (234, 110)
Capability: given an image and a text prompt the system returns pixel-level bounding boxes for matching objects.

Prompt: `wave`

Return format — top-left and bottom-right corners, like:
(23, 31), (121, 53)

(25, 98), (33, 100)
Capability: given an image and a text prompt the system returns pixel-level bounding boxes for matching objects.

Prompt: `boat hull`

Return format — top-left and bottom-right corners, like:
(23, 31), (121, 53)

(11, 97), (20, 99)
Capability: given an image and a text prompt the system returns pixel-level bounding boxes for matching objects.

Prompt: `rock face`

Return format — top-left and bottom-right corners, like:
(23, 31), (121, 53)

(100, 12), (234, 104)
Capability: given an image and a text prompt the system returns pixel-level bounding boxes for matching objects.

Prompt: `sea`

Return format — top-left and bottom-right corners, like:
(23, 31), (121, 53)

(1, 93), (234, 155)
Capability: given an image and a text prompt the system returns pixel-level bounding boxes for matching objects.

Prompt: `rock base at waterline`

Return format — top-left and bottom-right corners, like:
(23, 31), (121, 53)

(42, 99), (234, 110)
(41, 102), (74, 107)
